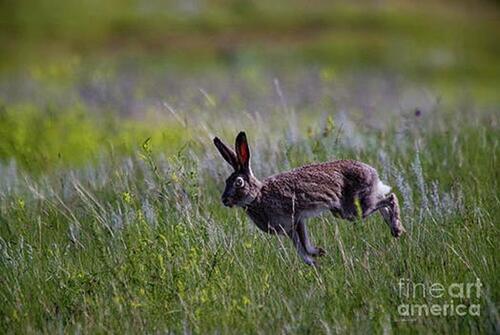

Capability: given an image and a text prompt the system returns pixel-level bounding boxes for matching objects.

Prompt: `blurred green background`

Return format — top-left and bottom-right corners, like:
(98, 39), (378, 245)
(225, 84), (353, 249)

(1, 0), (499, 173)
(1, 0), (499, 87)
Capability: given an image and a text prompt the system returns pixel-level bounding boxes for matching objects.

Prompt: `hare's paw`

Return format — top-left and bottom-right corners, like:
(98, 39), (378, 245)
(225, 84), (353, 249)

(391, 222), (406, 238)
(301, 255), (317, 267)
(310, 246), (326, 257)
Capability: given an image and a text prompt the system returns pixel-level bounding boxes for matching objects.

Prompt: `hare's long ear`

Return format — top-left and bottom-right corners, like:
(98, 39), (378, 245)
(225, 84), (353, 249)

(235, 131), (251, 172)
(214, 137), (238, 169)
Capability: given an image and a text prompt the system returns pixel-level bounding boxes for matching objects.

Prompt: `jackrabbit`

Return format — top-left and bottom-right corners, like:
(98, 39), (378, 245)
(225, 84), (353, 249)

(213, 131), (405, 266)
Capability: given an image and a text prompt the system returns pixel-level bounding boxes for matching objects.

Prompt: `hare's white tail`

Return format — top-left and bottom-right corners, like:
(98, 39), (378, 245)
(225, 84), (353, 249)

(375, 180), (392, 199)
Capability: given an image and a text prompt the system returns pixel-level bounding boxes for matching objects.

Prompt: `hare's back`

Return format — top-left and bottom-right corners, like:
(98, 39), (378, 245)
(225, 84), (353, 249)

(288, 159), (377, 182)
(263, 160), (378, 199)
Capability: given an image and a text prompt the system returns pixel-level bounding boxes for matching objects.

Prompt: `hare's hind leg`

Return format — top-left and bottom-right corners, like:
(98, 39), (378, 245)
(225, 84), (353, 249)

(379, 207), (392, 227)
(376, 193), (405, 237)
(361, 192), (405, 237)
(297, 220), (326, 257)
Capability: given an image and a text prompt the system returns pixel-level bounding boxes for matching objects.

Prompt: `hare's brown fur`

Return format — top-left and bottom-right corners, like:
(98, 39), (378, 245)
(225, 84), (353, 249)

(214, 132), (405, 266)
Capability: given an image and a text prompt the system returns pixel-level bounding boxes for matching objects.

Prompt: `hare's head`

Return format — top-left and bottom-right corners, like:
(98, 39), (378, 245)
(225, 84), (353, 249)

(213, 132), (261, 208)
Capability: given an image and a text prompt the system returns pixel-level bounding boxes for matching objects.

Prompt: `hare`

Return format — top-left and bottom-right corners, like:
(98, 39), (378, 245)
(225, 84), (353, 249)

(213, 131), (405, 266)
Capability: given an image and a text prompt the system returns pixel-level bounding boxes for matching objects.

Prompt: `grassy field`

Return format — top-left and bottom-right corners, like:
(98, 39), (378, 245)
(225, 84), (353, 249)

(0, 0), (499, 334)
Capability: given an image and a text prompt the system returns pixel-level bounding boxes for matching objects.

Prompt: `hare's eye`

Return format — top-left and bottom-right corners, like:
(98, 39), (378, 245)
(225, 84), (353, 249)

(235, 177), (245, 188)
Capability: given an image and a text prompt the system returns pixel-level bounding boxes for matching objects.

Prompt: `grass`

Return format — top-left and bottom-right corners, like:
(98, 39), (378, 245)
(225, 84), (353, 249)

(0, 69), (498, 333)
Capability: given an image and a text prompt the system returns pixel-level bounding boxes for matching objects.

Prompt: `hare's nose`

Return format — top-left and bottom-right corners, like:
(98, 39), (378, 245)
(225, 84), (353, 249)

(222, 196), (231, 207)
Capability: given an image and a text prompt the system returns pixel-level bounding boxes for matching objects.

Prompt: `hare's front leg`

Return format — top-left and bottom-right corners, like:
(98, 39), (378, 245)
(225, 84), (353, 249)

(297, 220), (325, 257)
(288, 229), (316, 266)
